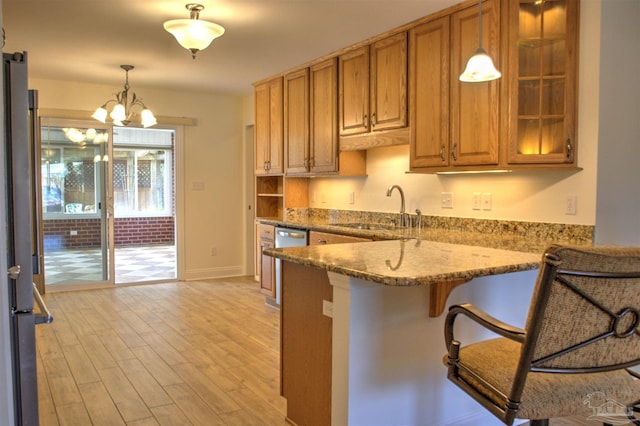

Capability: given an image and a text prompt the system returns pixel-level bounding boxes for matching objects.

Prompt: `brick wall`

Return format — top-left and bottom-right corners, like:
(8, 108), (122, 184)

(43, 217), (175, 249)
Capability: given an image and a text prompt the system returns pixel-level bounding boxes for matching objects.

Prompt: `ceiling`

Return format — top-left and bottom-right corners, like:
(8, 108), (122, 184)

(2, 0), (461, 95)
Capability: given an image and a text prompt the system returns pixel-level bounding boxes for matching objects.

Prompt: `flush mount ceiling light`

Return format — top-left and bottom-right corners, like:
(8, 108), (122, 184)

(163, 3), (225, 59)
(459, 0), (501, 82)
(92, 65), (157, 128)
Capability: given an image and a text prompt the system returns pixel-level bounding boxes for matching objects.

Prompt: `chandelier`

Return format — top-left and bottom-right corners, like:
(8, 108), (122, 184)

(163, 3), (225, 59)
(91, 65), (157, 128)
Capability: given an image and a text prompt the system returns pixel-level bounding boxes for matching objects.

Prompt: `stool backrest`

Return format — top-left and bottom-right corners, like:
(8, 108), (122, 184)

(521, 245), (640, 373)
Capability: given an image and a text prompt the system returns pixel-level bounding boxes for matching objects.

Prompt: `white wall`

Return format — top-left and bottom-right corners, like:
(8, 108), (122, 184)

(31, 78), (247, 279)
(309, 0), (602, 227)
(594, 0), (640, 245)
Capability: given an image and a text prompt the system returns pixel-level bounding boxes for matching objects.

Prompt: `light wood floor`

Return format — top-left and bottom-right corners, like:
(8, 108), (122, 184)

(36, 276), (614, 426)
(36, 276), (287, 425)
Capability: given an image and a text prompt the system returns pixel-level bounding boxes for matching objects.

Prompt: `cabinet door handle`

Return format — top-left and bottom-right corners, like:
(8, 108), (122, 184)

(317, 239), (328, 244)
(363, 114), (368, 128)
(439, 144), (446, 162)
(451, 143), (458, 162)
(566, 138), (573, 161)
(371, 112), (377, 127)
(263, 161), (268, 171)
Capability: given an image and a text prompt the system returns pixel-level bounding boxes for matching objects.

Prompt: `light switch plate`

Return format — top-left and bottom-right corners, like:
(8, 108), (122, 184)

(472, 193), (481, 210)
(441, 192), (454, 209)
(482, 193), (492, 211)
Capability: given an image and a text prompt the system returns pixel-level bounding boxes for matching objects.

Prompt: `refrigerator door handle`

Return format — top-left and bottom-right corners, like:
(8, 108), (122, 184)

(8, 265), (22, 279)
(33, 283), (53, 325)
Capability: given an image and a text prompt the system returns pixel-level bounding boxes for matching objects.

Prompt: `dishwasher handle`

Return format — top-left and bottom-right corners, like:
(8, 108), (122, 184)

(277, 230), (306, 239)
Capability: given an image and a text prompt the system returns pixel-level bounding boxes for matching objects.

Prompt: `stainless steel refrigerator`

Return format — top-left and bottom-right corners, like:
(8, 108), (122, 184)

(2, 51), (52, 426)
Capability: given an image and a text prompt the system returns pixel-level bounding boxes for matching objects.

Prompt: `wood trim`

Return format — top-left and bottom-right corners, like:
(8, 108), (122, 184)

(39, 108), (196, 126)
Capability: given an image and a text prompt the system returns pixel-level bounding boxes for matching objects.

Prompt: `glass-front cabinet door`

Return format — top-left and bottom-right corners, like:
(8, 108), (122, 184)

(506, 0), (578, 165)
(40, 120), (111, 286)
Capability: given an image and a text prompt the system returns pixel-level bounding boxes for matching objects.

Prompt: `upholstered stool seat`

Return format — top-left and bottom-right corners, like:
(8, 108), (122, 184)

(452, 337), (640, 420)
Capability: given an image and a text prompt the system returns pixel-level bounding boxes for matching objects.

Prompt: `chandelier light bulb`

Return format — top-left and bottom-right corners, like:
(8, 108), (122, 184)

(91, 107), (108, 123)
(110, 104), (127, 122)
(141, 109), (158, 128)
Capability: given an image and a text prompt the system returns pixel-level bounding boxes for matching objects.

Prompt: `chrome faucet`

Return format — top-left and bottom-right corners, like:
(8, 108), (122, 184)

(386, 185), (409, 227)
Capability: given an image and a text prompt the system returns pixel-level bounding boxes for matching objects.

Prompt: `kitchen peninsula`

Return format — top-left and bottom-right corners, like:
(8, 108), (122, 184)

(264, 223), (579, 425)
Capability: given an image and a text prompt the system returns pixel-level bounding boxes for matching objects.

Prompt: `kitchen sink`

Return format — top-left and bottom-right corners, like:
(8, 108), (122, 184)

(333, 223), (397, 231)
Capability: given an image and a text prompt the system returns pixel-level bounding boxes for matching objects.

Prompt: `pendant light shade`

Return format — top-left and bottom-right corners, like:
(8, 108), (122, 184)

(459, 47), (502, 82)
(459, 0), (501, 82)
(164, 3), (225, 59)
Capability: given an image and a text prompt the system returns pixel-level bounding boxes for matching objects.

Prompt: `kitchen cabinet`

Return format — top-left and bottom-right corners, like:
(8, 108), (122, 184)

(257, 224), (276, 298)
(410, 0), (500, 172)
(504, 0), (579, 166)
(339, 32), (408, 138)
(309, 230), (372, 245)
(285, 59), (367, 176)
(284, 68), (309, 174)
(255, 176), (308, 220)
(255, 77), (284, 175)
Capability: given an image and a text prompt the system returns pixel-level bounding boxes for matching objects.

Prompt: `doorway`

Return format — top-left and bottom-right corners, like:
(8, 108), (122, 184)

(39, 119), (178, 289)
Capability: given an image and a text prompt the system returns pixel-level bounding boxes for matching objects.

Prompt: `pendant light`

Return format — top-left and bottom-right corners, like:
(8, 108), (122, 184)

(459, 0), (501, 82)
(92, 65), (157, 128)
(163, 3), (225, 59)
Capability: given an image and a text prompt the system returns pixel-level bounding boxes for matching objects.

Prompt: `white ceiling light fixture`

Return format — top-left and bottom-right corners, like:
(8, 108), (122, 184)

(92, 65), (157, 128)
(459, 0), (501, 82)
(163, 3), (225, 59)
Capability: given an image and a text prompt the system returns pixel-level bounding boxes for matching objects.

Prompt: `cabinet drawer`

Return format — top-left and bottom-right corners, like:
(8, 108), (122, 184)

(258, 224), (275, 241)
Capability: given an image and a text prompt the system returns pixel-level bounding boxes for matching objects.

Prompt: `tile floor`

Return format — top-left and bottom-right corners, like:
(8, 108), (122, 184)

(44, 245), (176, 285)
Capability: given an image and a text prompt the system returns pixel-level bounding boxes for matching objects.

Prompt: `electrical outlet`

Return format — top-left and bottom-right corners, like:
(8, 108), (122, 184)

(566, 195), (577, 215)
(472, 193), (481, 210)
(210, 246), (217, 256)
(482, 193), (492, 211)
(349, 191), (355, 204)
(441, 192), (454, 209)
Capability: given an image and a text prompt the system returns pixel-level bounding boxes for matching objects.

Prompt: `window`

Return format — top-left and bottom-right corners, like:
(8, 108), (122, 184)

(112, 127), (174, 217)
(41, 126), (108, 218)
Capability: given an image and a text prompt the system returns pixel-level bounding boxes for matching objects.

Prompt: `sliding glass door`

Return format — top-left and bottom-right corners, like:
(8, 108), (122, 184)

(39, 120), (177, 288)
(40, 120), (111, 286)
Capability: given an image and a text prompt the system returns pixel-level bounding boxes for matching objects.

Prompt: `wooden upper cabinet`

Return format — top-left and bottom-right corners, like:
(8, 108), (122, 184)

(450, 0), (500, 167)
(284, 68), (310, 174)
(339, 46), (370, 136)
(255, 77), (284, 175)
(410, 16), (451, 169)
(370, 32), (408, 132)
(410, 0), (499, 172)
(309, 58), (339, 173)
(339, 32), (407, 137)
(505, 0), (579, 165)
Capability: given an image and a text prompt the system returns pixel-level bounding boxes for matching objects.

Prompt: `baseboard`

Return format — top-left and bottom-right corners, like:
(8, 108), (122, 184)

(183, 265), (245, 281)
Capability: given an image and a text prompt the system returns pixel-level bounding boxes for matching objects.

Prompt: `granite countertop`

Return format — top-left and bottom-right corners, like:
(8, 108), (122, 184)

(264, 238), (541, 287)
(258, 215), (591, 254)
(260, 212), (593, 316)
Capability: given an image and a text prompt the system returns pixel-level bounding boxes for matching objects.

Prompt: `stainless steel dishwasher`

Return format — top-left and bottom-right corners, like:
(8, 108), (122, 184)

(275, 227), (308, 305)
